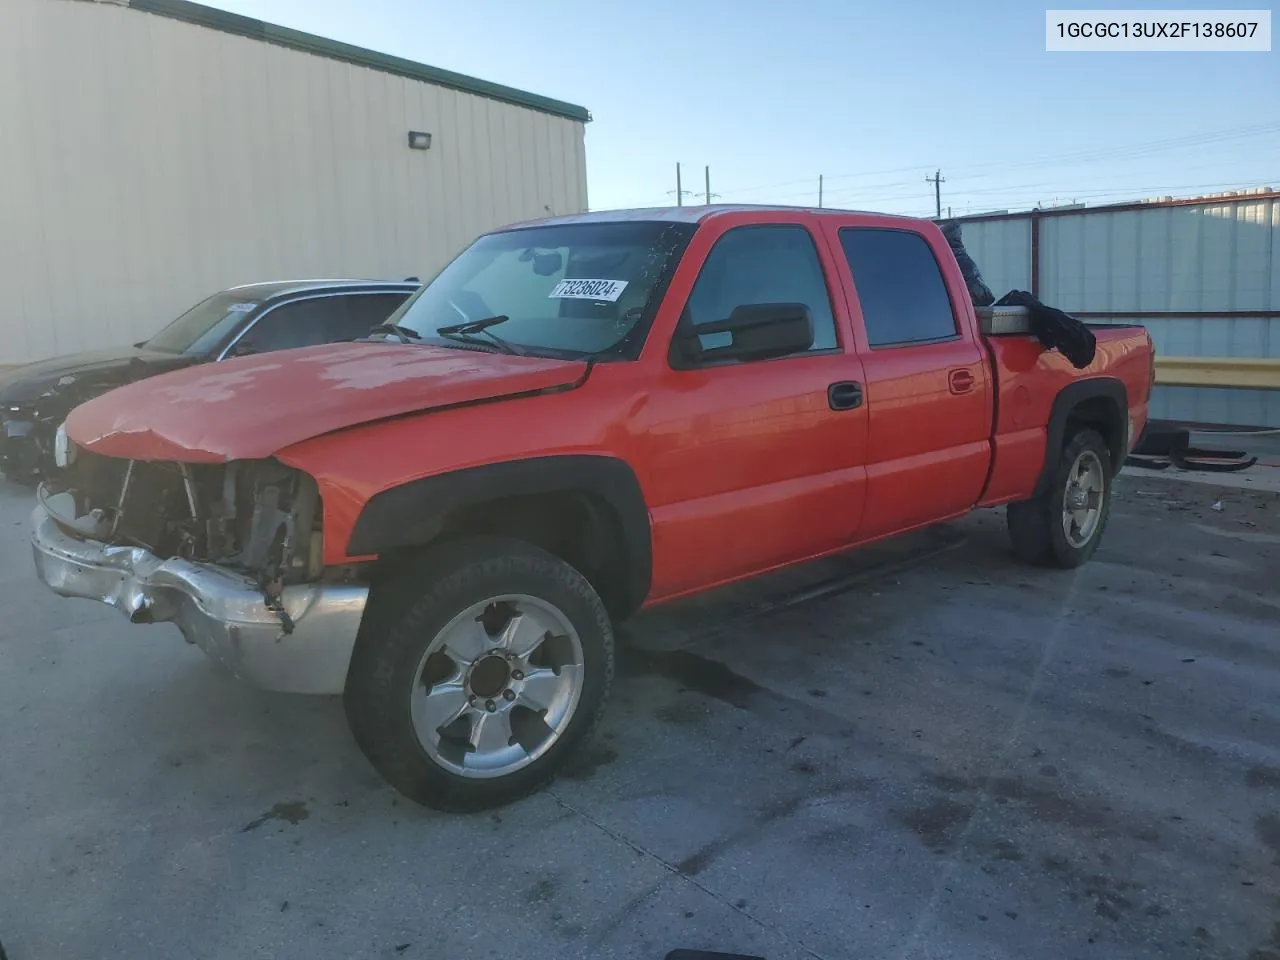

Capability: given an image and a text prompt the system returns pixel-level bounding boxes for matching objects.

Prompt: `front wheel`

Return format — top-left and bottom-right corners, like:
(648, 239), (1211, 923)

(343, 536), (614, 812)
(1007, 428), (1113, 568)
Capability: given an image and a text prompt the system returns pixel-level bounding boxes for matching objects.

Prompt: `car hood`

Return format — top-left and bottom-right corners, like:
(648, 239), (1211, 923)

(0, 344), (196, 406)
(65, 341), (590, 463)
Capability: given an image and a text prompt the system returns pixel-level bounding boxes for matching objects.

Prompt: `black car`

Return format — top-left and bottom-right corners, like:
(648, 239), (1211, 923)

(0, 279), (417, 482)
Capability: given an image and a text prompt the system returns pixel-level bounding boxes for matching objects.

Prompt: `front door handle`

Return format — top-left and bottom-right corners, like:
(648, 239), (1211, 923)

(948, 368), (975, 394)
(828, 381), (863, 411)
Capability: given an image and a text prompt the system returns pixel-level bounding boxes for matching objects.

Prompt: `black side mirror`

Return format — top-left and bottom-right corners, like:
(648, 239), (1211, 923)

(228, 340), (257, 358)
(677, 302), (814, 366)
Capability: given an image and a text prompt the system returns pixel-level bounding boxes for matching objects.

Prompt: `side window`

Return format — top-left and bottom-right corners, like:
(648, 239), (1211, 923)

(328, 293), (413, 340)
(679, 225), (838, 359)
(236, 299), (336, 354)
(235, 294), (410, 354)
(839, 228), (958, 347)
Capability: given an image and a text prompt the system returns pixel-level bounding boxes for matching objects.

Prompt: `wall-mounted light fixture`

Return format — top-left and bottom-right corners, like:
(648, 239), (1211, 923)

(407, 131), (432, 150)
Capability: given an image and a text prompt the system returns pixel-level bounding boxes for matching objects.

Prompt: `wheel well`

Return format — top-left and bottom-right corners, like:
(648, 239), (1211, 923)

(376, 492), (631, 619)
(1032, 380), (1128, 497)
(1064, 396), (1124, 471)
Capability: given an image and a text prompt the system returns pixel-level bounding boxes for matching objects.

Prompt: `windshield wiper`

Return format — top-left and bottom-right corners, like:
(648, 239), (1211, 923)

(368, 322), (423, 342)
(435, 315), (523, 356)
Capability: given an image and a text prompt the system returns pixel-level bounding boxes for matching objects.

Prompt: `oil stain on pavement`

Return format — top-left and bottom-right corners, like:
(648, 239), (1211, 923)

(240, 800), (310, 833)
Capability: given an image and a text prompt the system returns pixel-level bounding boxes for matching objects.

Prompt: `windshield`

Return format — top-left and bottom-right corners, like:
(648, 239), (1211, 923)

(386, 221), (696, 359)
(145, 292), (261, 355)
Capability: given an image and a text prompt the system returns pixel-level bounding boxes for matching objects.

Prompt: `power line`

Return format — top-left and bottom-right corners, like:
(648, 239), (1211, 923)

(869, 178), (1280, 217)
(604, 173), (1277, 216)
(956, 123), (1280, 177)
(779, 170), (1279, 210)
(712, 121), (1280, 202)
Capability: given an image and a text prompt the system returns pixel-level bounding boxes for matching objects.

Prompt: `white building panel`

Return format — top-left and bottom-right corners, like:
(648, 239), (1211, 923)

(0, 0), (589, 365)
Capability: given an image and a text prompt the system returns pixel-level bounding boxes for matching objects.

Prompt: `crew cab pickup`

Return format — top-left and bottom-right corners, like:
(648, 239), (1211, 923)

(31, 206), (1154, 811)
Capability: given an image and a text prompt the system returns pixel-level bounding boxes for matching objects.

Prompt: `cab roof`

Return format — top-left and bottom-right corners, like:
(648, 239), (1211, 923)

(505, 204), (929, 230)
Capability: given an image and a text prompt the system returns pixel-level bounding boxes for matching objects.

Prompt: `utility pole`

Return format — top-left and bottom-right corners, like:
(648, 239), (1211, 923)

(818, 174), (824, 208)
(926, 169), (945, 218)
(703, 166), (720, 205)
(668, 162), (695, 206)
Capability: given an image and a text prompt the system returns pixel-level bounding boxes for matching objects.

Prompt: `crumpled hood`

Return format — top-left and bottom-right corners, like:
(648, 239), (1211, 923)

(0, 345), (195, 405)
(65, 341), (589, 462)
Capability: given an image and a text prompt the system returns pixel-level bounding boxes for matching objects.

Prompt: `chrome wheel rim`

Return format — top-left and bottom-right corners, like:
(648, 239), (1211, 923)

(409, 594), (584, 780)
(1062, 449), (1105, 548)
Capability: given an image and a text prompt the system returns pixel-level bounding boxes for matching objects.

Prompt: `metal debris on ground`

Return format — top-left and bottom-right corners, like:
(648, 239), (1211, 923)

(1127, 422), (1258, 473)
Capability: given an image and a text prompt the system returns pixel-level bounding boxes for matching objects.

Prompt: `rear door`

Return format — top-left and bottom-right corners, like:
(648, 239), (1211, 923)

(640, 219), (870, 599)
(821, 222), (992, 538)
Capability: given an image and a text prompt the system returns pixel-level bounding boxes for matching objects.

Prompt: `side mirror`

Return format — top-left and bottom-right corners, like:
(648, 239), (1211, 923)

(227, 340), (257, 358)
(678, 303), (814, 365)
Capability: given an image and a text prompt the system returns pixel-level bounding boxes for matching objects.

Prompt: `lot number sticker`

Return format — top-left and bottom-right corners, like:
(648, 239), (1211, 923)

(548, 279), (628, 302)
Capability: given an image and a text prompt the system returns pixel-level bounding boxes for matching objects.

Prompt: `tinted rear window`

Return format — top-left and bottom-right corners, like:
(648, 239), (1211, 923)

(839, 228), (957, 347)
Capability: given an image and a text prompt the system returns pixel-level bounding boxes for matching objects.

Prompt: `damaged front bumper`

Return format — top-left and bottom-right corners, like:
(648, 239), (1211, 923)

(30, 495), (367, 694)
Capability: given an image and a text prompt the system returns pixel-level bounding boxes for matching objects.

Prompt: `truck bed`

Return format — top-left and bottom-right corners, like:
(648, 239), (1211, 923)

(979, 320), (1153, 506)
(976, 305), (1145, 335)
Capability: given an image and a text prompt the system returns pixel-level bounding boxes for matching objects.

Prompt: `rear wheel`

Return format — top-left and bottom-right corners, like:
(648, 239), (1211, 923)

(343, 536), (614, 812)
(1007, 428), (1113, 568)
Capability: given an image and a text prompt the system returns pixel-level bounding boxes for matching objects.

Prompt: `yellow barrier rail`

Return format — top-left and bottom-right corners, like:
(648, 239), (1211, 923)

(1156, 356), (1280, 390)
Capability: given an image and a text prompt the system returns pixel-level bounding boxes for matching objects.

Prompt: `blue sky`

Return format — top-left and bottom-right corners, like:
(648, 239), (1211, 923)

(206, 0), (1278, 216)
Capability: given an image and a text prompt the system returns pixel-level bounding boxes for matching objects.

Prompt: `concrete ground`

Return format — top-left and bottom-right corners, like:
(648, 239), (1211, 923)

(0, 469), (1278, 960)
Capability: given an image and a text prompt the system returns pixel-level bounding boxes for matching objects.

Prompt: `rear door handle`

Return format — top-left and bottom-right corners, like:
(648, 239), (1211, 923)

(828, 381), (863, 411)
(948, 369), (975, 394)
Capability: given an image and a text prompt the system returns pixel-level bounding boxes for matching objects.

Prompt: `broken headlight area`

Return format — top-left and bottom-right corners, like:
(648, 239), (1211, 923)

(50, 451), (327, 591)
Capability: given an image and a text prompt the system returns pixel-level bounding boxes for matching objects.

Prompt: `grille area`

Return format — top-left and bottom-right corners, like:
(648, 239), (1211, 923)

(65, 451), (220, 557)
(60, 450), (321, 582)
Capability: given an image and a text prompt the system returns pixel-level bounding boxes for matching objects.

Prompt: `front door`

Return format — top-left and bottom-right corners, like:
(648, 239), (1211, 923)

(638, 222), (869, 600)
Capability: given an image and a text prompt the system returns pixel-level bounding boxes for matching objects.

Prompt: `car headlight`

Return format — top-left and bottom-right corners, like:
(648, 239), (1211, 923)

(54, 421), (77, 468)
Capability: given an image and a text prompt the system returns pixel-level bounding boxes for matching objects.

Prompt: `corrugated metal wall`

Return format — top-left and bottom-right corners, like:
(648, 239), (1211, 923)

(958, 195), (1280, 426)
(962, 217), (1032, 296)
(0, 0), (588, 365)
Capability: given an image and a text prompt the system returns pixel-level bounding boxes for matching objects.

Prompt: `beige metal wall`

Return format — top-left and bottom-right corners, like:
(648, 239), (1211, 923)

(0, 0), (588, 365)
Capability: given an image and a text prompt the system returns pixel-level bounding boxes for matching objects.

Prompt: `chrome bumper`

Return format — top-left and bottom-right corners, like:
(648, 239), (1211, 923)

(30, 499), (367, 694)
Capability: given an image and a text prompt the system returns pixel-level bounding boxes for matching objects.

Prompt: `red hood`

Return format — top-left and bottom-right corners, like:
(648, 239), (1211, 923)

(65, 341), (589, 462)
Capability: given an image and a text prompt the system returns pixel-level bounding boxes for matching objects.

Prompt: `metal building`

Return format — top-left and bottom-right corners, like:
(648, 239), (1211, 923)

(956, 190), (1280, 427)
(0, 0), (590, 366)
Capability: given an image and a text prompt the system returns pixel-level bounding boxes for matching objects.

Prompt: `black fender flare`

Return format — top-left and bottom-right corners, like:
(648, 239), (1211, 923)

(1033, 378), (1128, 497)
(346, 455), (651, 615)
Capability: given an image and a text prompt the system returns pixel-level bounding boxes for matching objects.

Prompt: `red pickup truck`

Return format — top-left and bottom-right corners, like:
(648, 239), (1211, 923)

(32, 205), (1154, 810)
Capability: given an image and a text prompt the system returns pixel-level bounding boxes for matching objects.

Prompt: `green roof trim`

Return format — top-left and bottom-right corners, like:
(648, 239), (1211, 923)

(126, 0), (591, 123)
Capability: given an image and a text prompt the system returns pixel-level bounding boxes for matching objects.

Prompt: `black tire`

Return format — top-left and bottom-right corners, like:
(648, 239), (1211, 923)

(1007, 428), (1113, 569)
(343, 535), (614, 812)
